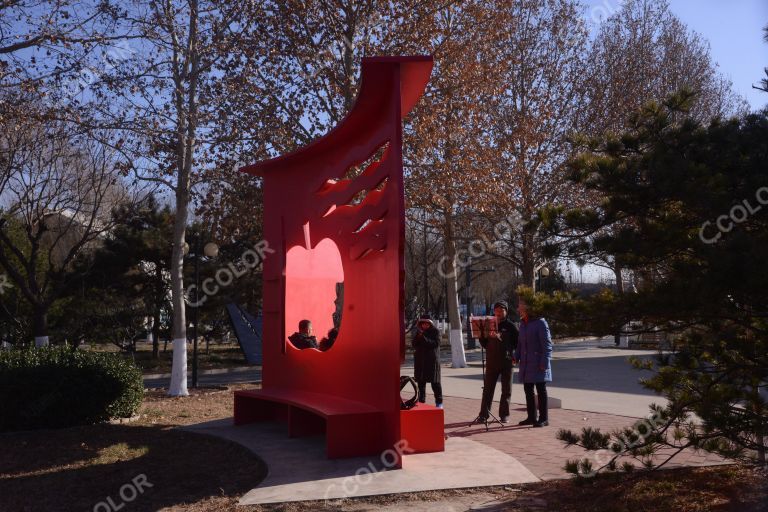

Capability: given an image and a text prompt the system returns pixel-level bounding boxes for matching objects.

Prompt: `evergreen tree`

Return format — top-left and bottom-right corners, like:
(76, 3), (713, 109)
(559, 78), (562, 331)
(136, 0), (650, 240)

(59, 195), (174, 357)
(534, 92), (768, 471)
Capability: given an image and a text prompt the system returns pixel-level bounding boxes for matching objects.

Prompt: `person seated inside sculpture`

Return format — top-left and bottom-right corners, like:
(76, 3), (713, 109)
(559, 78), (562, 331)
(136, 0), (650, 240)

(288, 319), (319, 350)
(318, 327), (338, 351)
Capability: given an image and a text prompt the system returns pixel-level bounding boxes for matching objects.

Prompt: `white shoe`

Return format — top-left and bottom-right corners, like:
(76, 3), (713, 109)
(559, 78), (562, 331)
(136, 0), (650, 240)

(436, 403), (444, 409)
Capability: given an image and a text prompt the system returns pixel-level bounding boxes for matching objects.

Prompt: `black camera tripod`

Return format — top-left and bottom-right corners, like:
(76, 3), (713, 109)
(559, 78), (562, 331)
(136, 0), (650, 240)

(468, 342), (504, 431)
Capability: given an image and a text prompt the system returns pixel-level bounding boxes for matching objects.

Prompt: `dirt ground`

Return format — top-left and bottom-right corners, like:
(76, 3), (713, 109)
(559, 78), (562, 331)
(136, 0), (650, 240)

(195, 466), (768, 512)
(1, 385), (766, 512)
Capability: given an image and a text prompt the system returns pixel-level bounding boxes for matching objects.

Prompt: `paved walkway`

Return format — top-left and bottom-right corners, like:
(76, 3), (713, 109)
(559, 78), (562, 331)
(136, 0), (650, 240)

(185, 418), (539, 505)
(441, 396), (726, 480)
(423, 338), (665, 418)
(188, 394), (727, 504)
(143, 366), (262, 389)
(178, 338), (727, 502)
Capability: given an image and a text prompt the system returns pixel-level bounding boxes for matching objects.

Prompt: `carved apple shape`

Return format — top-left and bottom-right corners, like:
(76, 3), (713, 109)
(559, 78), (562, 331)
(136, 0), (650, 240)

(284, 238), (344, 350)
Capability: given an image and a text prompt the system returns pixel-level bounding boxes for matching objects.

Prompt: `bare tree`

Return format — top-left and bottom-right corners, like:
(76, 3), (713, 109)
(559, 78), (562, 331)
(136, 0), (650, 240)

(0, 0), (135, 124)
(582, 0), (746, 134)
(575, 0), (746, 287)
(213, 0), (478, 365)
(0, 115), (130, 346)
(404, 1), (510, 367)
(202, 0), (448, 239)
(75, 0), (268, 395)
(404, 208), (446, 317)
(475, 0), (590, 292)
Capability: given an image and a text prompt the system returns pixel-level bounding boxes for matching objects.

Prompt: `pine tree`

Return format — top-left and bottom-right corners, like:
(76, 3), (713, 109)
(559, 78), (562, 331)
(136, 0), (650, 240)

(61, 195), (174, 357)
(536, 92), (768, 472)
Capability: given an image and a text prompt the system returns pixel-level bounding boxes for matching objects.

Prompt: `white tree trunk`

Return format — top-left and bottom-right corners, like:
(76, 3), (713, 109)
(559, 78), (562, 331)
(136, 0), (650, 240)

(448, 329), (465, 368)
(167, 0), (199, 397)
(444, 235), (466, 368)
(169, 338), (188, 396)
(168, 196), (190, 396)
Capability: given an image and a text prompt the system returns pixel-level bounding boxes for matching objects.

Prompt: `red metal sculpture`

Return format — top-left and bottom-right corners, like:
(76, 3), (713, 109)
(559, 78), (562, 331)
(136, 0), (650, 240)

(234, 56), (442, 468)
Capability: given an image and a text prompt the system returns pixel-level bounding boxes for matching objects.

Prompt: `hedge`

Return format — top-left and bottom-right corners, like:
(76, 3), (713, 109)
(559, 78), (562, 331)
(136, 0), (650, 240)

(0, 346), (144, 432)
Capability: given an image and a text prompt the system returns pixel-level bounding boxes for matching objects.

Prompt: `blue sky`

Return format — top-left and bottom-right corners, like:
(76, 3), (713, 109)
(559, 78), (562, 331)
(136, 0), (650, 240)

(582, 0), (768, 111)
(573, 1), (766, 283)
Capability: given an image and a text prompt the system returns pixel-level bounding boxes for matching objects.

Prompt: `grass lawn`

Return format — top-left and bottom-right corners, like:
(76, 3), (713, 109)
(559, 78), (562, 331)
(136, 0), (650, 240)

(1, 385), (765, 511)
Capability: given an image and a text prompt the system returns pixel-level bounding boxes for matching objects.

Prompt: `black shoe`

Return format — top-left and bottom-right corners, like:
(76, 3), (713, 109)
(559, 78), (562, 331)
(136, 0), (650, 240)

(500, 416), (509, 423)
(518, 418), (536, 426)
(533, 420), (549, 428)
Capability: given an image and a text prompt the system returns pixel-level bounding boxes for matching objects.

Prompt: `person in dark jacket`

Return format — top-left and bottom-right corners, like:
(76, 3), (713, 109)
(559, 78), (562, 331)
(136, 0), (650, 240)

(514, 298), (553, 428)
(318, 328), (338, 351)
(412, 316), (443, 408)
(288, 319), (319, 350)
(478, 301), (519, 422)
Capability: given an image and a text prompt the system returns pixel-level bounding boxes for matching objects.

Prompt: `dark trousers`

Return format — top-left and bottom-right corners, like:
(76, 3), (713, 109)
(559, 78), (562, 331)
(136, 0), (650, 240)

(479, 365), (512, 419)
(418, 381), (443, 405)
(523, 382), (548, 422)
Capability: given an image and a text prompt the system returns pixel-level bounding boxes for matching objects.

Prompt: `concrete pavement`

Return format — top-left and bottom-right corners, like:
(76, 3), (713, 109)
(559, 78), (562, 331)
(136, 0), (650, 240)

(184, 419), (539, 505)
(143, 366), (261, 388)
(179, 338), (728, 504)
(441, 396), (726, 481)
(185, 392), (725, 504)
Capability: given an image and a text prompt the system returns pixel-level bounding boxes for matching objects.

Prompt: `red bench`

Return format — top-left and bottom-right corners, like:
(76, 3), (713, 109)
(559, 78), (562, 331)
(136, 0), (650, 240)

(234, 389), (386, 458)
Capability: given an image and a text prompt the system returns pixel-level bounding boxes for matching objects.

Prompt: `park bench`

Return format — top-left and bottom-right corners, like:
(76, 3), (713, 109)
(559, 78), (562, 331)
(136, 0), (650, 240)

(234, 388), (444, 458)
(234, 388), (386, 458)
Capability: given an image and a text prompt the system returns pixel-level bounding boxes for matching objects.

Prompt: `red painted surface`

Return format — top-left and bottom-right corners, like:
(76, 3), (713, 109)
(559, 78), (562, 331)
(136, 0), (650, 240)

(284, 238), (344, 347)
(237, 56), (439, 467)
(234, 389), (385, 458)
(400, 403), (445, 454)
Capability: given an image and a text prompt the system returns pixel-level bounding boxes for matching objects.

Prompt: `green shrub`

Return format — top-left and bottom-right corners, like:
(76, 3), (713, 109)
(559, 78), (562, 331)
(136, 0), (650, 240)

(0, 346), (144, 432)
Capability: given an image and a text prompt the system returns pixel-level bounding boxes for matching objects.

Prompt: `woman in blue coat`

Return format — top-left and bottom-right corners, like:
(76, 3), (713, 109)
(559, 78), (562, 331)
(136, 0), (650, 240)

(514, 298), (552, 427)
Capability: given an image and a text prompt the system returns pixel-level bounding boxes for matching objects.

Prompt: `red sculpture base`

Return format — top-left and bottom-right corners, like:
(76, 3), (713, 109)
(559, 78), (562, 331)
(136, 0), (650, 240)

(400, 403), (445, 454)
(234, 389), (445, 459)
(234, 389), (386, 459)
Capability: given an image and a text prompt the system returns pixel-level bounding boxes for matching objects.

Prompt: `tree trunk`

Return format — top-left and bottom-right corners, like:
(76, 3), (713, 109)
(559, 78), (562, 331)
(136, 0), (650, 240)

(754, 384), (766, 465)
(168, 0), (200, 397)
(169, 206), (189, 395)
(33, 306), (48, 347)
(152, 309), (161, 359)
(152, 263), (162, 359)
(614, 263), (625, 294)
(341, 3), (356, 113)
(521, 232), (536, 291)
(614, 262), (624, 346)
(443, 216), (466, 368)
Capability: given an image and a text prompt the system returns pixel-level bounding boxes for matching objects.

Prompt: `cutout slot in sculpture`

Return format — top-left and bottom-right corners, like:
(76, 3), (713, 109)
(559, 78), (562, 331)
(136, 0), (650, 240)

(233, 56), (443, 468)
